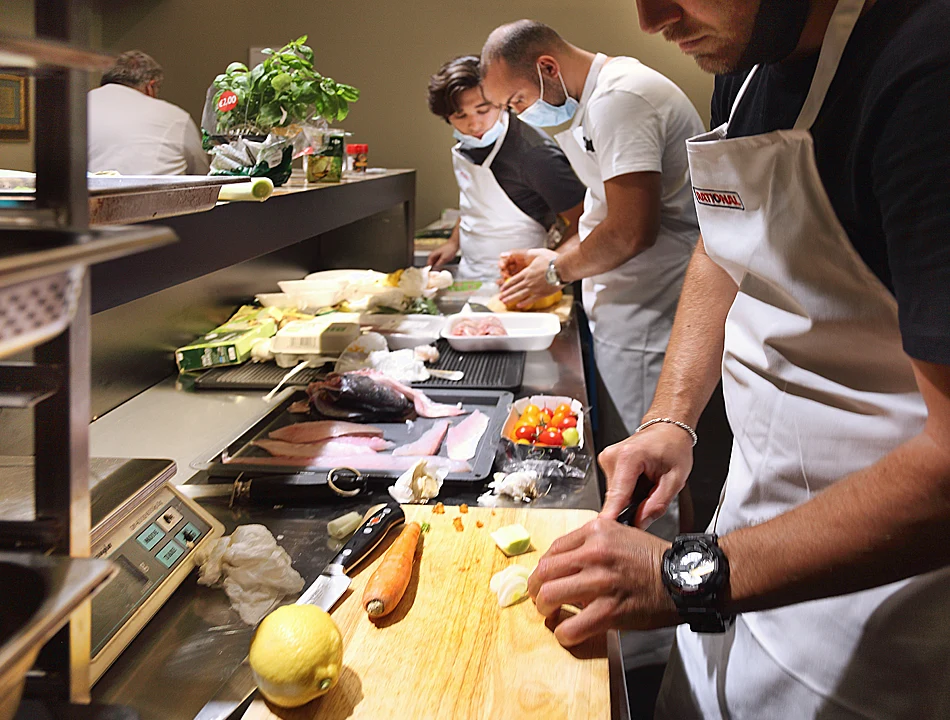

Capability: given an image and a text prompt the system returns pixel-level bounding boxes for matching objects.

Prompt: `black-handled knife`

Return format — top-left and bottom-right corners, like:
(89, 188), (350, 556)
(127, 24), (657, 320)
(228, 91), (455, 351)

(616, 473), (655, 527)
(297, 503), (405, 609)
(193, 503), (405, 720)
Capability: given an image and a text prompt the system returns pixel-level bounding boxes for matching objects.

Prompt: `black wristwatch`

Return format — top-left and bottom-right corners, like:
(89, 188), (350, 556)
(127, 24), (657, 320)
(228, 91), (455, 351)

(662, 534), (734, 633)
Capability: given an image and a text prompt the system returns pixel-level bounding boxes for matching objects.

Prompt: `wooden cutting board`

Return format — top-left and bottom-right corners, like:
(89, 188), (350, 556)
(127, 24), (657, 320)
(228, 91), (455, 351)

(243, 506), (608, 720)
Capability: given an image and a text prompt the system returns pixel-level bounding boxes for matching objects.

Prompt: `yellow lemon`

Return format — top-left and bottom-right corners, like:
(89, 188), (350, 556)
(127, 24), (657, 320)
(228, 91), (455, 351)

(248, 604), (343, 708)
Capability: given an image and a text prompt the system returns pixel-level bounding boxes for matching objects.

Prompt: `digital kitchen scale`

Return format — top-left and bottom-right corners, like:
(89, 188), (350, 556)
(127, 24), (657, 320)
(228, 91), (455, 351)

(0, 456), (224, 684)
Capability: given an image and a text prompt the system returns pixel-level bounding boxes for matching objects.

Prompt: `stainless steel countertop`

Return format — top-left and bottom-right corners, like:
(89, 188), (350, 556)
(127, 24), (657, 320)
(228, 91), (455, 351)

(89, 310), (629, 720)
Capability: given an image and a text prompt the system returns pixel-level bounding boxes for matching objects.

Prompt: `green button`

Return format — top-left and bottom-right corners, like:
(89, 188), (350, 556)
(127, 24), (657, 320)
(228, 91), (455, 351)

(156, 540), (185, 568)
(136, 523), (165, 551)
(175, 522), (202, 547)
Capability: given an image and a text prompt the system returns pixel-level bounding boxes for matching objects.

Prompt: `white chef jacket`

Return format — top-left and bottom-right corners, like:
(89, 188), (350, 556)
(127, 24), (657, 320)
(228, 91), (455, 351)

(87, 83), (210, 175)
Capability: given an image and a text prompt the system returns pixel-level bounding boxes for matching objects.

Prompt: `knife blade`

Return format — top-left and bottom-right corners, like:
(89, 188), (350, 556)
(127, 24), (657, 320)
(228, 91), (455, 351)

(193, 503), (405, 720)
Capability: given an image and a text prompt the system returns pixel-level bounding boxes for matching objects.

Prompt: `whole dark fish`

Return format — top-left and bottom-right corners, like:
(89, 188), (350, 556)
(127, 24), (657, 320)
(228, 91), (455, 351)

(307, 372), (413, 422)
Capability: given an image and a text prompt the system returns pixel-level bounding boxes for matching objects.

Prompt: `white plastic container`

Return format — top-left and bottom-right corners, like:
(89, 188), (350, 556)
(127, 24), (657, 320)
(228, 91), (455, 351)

(255, 292), (293, 308)
(359, 314), (446, 350)
(441, 312), (560, 352)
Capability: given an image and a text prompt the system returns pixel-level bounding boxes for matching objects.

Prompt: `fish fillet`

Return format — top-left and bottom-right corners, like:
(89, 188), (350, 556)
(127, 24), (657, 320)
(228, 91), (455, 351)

(446, 410), (490, 461)
(254, 439), (382, 457)
(352, 369), (464, 418)
(269, 420), (384, 444)
(225, 453), (471, 473)
(392, 420), (450, 456)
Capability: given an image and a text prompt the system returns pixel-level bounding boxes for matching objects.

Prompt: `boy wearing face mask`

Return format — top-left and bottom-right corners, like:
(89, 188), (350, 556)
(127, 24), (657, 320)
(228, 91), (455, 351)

(426, 55), (586, 281)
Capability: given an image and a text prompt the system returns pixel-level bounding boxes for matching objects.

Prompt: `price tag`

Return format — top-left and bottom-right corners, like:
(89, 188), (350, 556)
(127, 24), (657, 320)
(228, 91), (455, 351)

(217, 91), (238, 112)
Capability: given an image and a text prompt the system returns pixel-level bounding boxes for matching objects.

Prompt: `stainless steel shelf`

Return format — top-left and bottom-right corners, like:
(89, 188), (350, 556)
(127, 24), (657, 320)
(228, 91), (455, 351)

(0, 225), (178, 289)
(0, 33), (113, 71)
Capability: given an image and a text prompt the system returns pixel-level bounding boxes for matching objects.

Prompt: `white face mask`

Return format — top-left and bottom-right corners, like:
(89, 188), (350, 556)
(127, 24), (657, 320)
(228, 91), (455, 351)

(517, 63), (578, 128)
(453, 116), (505, 149)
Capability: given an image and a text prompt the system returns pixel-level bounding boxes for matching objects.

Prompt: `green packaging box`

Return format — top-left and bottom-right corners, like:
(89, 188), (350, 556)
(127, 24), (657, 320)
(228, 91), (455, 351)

(176, 306), (278, 372)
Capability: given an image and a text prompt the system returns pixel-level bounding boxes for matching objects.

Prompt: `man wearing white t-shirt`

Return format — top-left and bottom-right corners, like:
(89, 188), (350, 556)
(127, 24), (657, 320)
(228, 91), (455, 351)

(88, 50), (209, 175)
(481, 20), (704, 671)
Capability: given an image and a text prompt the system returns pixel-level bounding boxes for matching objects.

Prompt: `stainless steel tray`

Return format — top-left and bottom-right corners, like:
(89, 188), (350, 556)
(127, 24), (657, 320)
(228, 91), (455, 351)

(193, 388), (513, 484)
(0, 175), (245, 225)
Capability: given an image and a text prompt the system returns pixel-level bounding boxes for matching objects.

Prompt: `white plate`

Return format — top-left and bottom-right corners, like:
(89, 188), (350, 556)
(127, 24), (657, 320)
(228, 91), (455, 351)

(441, 312), (560, 352)
(255, 292), (293, 308)
(303, 269), (378, 283)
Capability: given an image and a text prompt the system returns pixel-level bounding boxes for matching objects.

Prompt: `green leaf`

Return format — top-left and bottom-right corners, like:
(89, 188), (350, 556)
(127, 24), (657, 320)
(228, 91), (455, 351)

(249, 64), (265, 85)
(257, 101), (282, 127)
(271, 72), (292, 93)
(299, 43), (314, 63)
(226, 62), (248, 74)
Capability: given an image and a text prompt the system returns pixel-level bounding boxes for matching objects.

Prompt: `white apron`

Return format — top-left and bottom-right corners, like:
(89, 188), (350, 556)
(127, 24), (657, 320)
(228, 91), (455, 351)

(452, 113), (549, 281)
(554, 55), (691, 443)
(556, 55), (680, 668)
(658, 1), (950, 716)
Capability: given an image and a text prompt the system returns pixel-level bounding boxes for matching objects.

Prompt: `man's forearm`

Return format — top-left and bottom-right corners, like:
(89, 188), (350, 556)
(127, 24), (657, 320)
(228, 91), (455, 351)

(555, 214), (648, 283)
(722, 429), (950, 614)
(646, 235), (738, 427)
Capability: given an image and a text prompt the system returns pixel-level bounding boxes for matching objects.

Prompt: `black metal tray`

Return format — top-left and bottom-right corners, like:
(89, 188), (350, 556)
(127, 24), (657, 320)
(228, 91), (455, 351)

(191, 339), (525, 391)
(192, 387), (513, 484)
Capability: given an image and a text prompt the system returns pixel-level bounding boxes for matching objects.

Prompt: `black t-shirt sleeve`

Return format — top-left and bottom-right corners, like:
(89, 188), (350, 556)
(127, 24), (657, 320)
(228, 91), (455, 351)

(872, 64), (950, 364)
(518, 143), (587, 214)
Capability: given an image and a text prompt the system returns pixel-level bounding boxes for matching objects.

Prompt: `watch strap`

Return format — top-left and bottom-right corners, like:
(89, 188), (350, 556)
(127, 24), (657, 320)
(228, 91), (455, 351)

(663, 533), (735, 634)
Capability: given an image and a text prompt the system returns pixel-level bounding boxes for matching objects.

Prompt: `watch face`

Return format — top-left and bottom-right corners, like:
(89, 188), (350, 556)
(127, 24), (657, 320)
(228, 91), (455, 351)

(670, 547), (718, 592)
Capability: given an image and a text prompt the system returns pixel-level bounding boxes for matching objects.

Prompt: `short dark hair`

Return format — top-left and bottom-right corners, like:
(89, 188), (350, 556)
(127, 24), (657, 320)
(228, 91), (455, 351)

(481, 20), (568, 79)
(101, 50), (164, 90)
(427, 55), (482, 120)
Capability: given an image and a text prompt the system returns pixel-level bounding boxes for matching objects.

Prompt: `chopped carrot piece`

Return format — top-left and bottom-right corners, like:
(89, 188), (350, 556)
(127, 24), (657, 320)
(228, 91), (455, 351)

(432, 502), (445, 514)
(476, 520), (484, 528)
(460, 504), (469, 514)
(453, 517), (464, 532)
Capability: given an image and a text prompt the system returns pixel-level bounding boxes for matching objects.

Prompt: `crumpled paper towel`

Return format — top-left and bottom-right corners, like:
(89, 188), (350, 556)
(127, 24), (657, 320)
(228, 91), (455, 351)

(193, 524), (304, 625)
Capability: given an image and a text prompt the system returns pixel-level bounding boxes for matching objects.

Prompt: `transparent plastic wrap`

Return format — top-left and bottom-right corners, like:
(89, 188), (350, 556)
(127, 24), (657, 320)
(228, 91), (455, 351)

(201, 36), (359, 186)
(478, 453), (592, 506)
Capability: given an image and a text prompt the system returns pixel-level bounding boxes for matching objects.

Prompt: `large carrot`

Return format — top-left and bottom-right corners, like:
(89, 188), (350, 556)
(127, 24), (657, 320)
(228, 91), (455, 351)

(362, 521), (422, 618)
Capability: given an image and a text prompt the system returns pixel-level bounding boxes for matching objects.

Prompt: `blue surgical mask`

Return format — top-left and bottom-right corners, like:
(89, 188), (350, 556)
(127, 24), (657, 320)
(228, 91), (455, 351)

(517, 64), (578, 128)
(453, 116), (505, 149)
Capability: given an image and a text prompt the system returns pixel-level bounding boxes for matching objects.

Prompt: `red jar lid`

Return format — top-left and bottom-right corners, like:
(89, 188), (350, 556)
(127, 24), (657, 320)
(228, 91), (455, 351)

(346, 143), (368, 153)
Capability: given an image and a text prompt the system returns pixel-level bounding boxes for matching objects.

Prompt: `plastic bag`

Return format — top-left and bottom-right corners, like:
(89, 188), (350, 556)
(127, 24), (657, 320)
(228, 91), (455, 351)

(479, 455), (592, 506)
(194, 524), (304, 625)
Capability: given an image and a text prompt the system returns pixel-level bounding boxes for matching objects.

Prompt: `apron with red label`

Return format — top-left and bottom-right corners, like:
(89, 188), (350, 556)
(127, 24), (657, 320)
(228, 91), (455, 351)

(658, 1), (950, 716)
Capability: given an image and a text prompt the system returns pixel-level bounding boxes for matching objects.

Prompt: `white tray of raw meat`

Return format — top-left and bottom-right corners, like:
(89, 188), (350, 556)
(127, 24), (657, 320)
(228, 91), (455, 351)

(441, 312), (561, 352)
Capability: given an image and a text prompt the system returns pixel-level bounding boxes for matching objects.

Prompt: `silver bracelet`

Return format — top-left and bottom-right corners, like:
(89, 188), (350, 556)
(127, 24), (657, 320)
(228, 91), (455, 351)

(635, 417), (698, 447)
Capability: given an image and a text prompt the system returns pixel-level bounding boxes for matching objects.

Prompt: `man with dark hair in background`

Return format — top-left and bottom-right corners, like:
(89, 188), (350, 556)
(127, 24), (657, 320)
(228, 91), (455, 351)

(88, 50), (209, 175)
(426, 55), (585, 281)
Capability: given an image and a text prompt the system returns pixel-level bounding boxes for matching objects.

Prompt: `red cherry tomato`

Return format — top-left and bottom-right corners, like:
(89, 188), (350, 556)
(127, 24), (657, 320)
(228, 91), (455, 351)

(557, 415), (578, 430)
(514, 424), (538, 442)
(537, 427), (563, 446)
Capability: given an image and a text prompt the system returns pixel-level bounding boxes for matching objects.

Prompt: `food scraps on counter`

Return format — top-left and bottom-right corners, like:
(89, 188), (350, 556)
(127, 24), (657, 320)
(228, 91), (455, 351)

(490, 565), (531, 608)
(449, 316), (508, 337)
(477, 470), (543, 505)
(327, 511), (362, 540)
(388, 458), (448, 504)
(362, 521), (422, 619)
(452, 517), (464, 532)
(432, 502), (445, 514)
(459, 504), (468, 514)
(491, 524), (532, 557)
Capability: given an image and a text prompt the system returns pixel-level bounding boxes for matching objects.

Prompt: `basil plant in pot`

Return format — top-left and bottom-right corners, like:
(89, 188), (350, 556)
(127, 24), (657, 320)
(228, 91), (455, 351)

(201, 36), (360, 185)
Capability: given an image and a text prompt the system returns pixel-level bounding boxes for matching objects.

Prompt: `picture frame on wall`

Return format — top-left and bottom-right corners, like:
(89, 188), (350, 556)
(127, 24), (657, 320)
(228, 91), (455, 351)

(0, 73), (30, 142)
